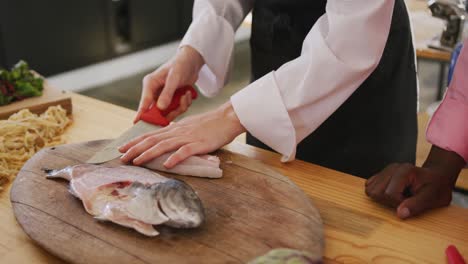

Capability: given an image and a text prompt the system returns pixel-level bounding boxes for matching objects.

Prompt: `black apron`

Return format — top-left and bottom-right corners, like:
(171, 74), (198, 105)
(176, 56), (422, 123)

(247, 0), (418, 179)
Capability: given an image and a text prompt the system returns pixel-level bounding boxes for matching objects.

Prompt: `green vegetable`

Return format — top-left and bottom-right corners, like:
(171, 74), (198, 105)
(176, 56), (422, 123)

(0, 60), (44, 106)
(248, 249), (322, 264)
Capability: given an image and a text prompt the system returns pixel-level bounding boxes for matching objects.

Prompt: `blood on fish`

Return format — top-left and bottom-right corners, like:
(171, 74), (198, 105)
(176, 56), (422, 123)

(116, 181), (132, 188)
(111, 190), (119, 196)
(99, 181), (132, 191)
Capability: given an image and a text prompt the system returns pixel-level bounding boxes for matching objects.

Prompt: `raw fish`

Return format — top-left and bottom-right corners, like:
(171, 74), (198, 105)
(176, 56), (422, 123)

(144, 153), (223, 178)
(45, 164), (205, 236)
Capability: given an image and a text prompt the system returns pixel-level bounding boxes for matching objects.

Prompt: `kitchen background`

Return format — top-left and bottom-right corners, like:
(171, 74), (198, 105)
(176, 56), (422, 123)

(0, 0), (467, 205)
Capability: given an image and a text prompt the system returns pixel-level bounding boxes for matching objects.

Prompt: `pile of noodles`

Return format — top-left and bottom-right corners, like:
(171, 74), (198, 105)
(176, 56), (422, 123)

(0, 106), (71, 191)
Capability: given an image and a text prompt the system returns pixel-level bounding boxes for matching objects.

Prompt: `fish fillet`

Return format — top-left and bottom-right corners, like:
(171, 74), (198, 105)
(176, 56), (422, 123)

(45, 165), (205, 236)
(143, 153), (223, 178)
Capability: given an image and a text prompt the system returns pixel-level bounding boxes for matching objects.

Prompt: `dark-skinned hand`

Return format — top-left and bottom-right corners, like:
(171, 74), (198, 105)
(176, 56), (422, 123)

(365, 146), (465, 219)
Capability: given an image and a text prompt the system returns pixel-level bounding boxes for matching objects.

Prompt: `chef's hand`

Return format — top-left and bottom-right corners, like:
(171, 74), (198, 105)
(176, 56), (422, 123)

(365, 146), (465, 219)
(120, 101), (246, 168)
(135, 46), (205, 123)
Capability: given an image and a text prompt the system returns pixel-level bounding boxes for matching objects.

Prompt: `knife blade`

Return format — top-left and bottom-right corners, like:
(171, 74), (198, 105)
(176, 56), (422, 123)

(86, 85), (198, 164)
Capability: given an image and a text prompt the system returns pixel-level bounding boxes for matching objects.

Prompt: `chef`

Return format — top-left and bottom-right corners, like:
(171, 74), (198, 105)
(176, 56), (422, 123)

(366, 39), (468, 219)
(120, 0), (418, 179)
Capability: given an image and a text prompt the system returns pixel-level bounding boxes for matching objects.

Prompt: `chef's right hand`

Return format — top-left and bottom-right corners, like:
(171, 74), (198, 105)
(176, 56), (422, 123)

(135, 46), (205, 123)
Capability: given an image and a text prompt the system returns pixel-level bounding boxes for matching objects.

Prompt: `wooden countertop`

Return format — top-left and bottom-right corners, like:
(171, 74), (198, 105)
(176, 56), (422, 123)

(1, 93), (467, 263)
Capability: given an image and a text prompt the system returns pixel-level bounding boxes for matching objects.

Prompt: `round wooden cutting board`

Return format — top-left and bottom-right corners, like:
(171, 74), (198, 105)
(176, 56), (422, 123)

(10, 140), (323, 264)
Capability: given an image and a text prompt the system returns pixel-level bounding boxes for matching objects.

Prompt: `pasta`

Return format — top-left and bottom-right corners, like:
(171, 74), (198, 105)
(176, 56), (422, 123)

(0, 105), (71, 191)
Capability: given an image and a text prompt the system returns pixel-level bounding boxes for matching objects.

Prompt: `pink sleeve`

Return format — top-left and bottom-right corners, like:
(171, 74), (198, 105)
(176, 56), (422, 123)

(426, 40), (468, 163)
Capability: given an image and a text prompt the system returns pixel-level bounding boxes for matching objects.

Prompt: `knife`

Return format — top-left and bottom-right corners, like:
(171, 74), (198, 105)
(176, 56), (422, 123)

(86, 85), (198, 164)
(446, 245), (466, 264)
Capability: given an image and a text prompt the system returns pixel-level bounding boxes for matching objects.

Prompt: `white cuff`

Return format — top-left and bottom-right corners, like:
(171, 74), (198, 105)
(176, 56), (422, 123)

(231, 72), (296, 162)
(180, 7), (235, 98)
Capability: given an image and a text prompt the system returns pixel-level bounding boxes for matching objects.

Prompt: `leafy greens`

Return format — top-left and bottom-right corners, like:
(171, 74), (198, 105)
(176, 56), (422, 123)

(0, 61), (44, 106)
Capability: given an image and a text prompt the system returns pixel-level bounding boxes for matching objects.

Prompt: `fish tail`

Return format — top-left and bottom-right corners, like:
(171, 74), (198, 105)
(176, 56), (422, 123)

(42, 168), (58, 178)
(42, 167), (71, 181)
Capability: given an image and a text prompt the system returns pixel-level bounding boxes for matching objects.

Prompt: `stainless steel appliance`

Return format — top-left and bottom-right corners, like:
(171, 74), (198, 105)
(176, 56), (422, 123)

(428, 0), (467, 49)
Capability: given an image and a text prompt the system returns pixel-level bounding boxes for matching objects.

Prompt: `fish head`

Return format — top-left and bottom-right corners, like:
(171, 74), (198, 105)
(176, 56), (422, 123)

(154, 179), (205, 229)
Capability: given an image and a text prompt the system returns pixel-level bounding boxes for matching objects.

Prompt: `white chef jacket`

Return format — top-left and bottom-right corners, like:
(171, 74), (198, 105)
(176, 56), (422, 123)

(180, 0), (396, 162)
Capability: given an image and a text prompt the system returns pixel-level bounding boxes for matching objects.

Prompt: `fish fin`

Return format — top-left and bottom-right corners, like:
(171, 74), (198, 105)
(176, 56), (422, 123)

(134, 223), (160, 237)
(94, 215), (108, 221)
(67, 186), (79, 198)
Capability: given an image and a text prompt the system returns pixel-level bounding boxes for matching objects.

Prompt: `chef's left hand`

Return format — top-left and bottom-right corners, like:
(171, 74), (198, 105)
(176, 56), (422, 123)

(119, 102), (245, 168)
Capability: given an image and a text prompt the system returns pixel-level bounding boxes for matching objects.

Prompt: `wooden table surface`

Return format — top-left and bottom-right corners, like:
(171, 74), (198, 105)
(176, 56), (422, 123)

(1, 93), (467, 263)
(416, 48), (451, 62)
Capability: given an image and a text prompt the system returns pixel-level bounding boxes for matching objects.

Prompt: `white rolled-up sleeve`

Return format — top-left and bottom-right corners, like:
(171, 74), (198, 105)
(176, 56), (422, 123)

(231, 0), (395, 162)
(180, 0), (253, 97)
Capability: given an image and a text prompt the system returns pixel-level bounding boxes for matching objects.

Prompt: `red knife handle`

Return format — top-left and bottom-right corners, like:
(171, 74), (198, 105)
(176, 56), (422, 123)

(140, 85), (198, 127)
(447, 245), (466, 264)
